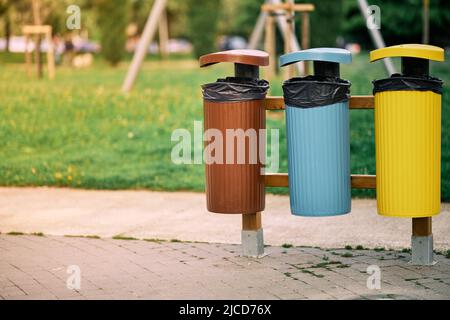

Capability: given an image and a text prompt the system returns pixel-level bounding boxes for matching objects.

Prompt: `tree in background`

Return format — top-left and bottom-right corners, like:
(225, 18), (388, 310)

(186, 0), (222, 58)
(0, 0), (12, 52)
(231, 0), (449, 50)
(96, 0), (129, 66)
(223, 0), (259, 37)
(0, 0), (35, 52)
(343, 0), (450, 48)
(305, 0), (343, 48)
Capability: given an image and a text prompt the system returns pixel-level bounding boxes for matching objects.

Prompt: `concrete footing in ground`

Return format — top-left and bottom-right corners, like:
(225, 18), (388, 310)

(410, 235), (435, 266)
(241, 229), (264, 257)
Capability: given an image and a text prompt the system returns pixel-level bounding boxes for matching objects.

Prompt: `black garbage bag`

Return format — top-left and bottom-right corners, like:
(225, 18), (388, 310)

(373, 74), (443, 95)
(282, 75), (351, 108)
(202, 77), (269, 102)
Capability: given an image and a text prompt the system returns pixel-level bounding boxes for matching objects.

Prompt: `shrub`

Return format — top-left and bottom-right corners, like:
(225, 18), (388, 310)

(96, 0), (129, 66)
(186, 0), (222, 58)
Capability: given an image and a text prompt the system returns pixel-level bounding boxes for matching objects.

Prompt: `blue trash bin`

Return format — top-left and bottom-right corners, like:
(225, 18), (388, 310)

(280, 48), (352, 217)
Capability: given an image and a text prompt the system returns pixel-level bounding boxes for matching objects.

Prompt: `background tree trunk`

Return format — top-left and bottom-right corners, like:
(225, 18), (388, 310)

(32, 0), (43, 78)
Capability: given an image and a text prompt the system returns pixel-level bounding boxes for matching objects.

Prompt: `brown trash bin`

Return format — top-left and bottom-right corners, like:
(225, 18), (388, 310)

(199, 50), (270, 214)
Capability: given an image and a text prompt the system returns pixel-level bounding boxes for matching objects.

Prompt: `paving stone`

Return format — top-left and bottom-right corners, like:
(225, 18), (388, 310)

(0, 235), (449, 300)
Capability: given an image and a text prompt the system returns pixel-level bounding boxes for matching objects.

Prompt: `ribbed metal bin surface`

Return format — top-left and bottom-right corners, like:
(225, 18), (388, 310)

(204, 99), (265, 214)
(375, 91), (441, 217)
(286, 102), (351, 216)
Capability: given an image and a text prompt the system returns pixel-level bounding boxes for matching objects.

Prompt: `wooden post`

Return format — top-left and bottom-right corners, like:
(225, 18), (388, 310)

(22, 25), (55, 80)
(158, 7), (169, 60)
(45, 28), (55, 79)
(264, 14), (276, 84)
(31, 0), (43, 79)
(24, 34), (32, 77)
(242, 213), (262, 231)
(283, 0), (295, 80)
(301, 12), (310, 75)
(411, 217), (434, 265)
(412, 217), (432, 237)
(122, 0), (168, 92)
(248, 11), (266, 50)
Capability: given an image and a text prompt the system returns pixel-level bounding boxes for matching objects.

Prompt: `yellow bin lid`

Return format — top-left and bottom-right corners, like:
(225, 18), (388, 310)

(370, 44), (445, 62)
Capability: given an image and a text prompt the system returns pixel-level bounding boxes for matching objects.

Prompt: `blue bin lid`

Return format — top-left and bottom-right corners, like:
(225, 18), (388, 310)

(280, 48), (352, 67)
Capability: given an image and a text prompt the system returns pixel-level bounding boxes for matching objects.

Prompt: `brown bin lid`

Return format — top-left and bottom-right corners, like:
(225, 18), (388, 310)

(199, 49), (269, 68)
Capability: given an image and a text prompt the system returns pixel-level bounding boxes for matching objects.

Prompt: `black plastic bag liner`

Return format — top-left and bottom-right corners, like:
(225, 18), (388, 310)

(202, 77), (269, 102)
(373, 74), (443, 95)
(282, 75), (351, 108)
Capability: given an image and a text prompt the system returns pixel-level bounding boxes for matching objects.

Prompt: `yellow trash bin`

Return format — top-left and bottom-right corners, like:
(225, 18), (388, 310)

(370, 44), (445, 218)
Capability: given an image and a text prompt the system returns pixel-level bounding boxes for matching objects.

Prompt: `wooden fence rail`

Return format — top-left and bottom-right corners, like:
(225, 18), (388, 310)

(264, 95), (375, 189)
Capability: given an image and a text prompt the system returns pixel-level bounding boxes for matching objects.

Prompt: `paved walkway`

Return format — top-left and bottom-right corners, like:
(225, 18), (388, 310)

(1, 235), (449, 300)
(1, 187), (450, 249)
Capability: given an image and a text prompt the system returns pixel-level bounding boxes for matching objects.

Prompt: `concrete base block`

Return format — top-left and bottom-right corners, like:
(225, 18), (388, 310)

(241, 229), (264, 258)
(410, 235), (436, 266)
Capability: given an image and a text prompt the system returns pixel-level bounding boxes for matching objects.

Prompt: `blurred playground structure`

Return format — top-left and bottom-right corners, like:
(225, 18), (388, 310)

(121, 0), (409, 91)
(0, 0), (439, 83)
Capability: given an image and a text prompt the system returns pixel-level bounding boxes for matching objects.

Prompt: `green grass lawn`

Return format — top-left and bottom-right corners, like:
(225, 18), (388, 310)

(1, 52), (449, 201)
